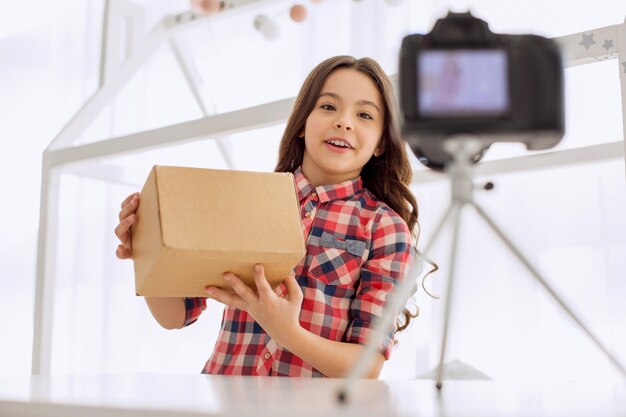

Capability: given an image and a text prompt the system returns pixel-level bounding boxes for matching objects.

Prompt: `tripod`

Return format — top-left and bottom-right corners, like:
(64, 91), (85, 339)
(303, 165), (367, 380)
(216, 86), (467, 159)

(338, 137), (626, 402)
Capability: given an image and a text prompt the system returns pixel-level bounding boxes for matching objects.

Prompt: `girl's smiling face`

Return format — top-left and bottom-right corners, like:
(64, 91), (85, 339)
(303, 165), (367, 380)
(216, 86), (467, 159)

(301, 68), (385, 186)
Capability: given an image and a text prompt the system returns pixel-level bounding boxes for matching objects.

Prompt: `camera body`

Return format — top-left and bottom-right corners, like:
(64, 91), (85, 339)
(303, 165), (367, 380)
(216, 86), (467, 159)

(399, 12), (565, 171)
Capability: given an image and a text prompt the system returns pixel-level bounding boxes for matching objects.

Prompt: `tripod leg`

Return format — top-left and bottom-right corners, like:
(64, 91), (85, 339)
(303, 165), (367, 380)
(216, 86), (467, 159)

(336, 203), (459, 404)
(471, 201), (626, 378)
(436, 203), (465, 389)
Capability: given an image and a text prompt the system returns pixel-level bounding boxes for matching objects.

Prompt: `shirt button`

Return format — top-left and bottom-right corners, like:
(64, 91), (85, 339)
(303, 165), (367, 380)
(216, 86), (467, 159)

(305, 212), (311, 218)
(264, 352), (271, 360)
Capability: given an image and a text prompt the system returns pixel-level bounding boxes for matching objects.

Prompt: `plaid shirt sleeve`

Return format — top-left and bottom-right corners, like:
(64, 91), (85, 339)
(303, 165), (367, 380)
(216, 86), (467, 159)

(345, 209), (412, 359)
(183, 297), (207, 326)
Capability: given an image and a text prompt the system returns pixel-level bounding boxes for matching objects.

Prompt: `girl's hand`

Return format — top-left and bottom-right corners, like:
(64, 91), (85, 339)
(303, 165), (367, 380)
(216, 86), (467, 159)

(205, 264), (304, 347)
(114, 192), (140, 259)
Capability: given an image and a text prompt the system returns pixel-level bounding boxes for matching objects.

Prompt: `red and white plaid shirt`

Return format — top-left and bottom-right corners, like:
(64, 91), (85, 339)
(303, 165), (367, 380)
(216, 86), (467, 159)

(183, 167), (412, 376)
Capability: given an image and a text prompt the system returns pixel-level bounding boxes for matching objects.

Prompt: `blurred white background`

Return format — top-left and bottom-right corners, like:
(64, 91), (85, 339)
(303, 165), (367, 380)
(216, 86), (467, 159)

(1, 0), (625, 382)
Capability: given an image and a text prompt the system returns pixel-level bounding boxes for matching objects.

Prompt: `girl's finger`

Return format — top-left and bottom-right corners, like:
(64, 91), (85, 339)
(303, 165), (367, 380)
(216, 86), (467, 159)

(120, 192), (139, 209)
(253, 264), (273, 298)
(114, 219), (129, 241)
(116, 244), (131, 259)
(206, 286), (247, 311)
(119, 195), (140, 221)
(114, 214), (135, 243)
(223, 273), (257, 304)
(284, 272), (303, 304)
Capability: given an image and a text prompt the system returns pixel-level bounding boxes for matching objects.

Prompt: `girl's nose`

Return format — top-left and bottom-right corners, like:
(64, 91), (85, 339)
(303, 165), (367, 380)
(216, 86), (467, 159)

(335, 119), (353, 131)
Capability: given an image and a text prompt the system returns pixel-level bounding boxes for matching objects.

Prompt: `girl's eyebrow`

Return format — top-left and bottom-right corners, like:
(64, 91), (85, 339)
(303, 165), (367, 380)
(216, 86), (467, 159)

(319, 92), (381, 114)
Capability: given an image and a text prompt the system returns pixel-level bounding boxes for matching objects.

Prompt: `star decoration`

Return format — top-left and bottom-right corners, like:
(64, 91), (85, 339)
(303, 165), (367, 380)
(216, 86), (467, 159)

(579, 33), (596, 50)
(602, 39), (614, 51)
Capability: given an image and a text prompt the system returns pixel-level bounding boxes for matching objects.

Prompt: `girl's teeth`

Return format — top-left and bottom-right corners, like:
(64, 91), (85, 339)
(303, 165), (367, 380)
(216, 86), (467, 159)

(329, 140), (349, 148)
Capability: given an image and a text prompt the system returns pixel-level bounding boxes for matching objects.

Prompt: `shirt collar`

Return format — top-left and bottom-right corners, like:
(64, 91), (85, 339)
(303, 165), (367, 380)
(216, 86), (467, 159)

(293, 167), (363, 203)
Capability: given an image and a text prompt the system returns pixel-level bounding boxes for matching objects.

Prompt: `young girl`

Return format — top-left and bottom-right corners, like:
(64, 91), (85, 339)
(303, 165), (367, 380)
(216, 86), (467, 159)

(114, 55), (420, 378)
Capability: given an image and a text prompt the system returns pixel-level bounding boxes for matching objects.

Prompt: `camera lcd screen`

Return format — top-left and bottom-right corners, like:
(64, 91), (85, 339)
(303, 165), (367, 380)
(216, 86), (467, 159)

(418, 49), (509, 117)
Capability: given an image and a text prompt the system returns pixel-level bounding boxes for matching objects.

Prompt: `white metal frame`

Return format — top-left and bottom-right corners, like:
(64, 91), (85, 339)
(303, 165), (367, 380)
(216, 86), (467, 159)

(31, 4), (626, 374)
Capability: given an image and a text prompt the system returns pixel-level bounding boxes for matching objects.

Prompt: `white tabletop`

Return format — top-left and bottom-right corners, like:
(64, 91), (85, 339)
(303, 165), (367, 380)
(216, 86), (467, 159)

(0, 374), (625, 417)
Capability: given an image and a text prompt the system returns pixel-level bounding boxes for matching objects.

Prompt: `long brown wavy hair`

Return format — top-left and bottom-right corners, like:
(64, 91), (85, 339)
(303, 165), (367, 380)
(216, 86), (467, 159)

(274, 55), (421, 333)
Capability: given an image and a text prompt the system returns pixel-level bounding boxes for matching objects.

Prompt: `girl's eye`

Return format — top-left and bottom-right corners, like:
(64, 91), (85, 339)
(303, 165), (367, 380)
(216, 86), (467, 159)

(320, 104), (336, 111)
(358, 112), (373, 120)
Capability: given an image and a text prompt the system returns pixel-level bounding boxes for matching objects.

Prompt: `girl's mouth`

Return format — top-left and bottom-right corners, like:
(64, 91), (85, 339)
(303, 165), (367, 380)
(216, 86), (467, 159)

(324, 138), (354, 150)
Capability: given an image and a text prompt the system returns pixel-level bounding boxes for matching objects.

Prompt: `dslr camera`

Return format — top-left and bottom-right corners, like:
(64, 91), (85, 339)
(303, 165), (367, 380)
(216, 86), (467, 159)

(399, 12), (565, 171)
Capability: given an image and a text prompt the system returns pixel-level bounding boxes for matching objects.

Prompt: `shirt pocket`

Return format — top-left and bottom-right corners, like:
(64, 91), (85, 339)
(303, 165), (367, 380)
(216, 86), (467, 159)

(308, 231), (366, 286)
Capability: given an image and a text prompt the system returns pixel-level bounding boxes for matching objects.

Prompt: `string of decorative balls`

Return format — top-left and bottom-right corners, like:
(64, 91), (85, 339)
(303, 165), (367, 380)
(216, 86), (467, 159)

(190, 0), (404, 40)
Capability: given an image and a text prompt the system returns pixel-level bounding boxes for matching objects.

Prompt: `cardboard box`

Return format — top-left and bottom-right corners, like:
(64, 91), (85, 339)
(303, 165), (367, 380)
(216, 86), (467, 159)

(132, 165), (306, 297)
